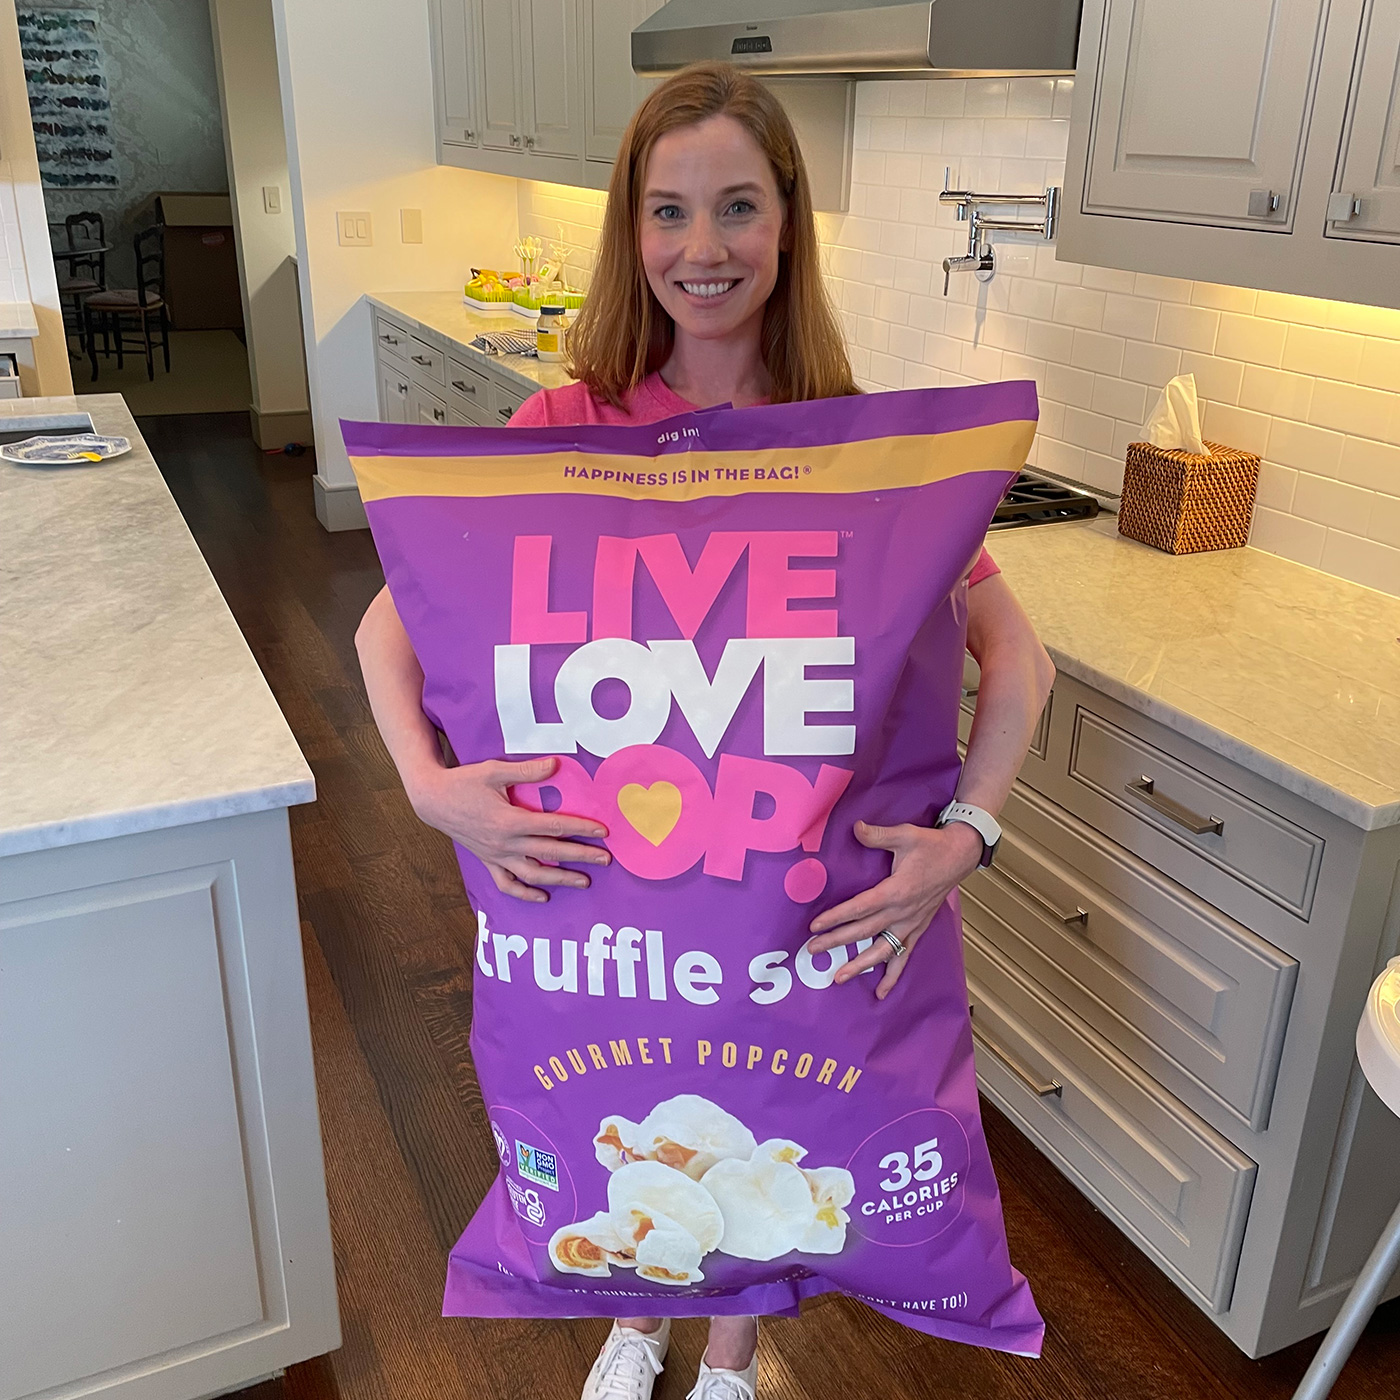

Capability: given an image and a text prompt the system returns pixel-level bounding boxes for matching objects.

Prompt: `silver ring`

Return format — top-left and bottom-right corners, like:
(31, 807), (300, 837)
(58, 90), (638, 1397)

(879, 928), (906, 958)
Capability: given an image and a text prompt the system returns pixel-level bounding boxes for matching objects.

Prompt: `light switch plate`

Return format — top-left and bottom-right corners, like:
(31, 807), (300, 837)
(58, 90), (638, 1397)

(337, 211), (373, 246)
(400, 208), (423, 243)
(262, 185), (281, 214)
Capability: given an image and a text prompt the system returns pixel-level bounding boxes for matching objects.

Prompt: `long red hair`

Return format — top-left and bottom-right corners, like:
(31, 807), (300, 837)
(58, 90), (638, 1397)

(566, 62), (857, 406)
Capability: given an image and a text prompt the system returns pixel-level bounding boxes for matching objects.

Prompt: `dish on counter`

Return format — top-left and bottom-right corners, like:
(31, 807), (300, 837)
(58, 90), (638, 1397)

(0, 432), (131, 465)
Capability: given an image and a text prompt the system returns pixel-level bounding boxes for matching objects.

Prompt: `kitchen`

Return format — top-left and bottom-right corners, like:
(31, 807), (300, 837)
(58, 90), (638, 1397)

(3, 1), (1400, 1399)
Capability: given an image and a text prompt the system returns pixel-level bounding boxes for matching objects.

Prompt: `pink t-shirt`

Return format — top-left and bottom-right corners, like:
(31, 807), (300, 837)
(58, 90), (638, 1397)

(511, 372), (1001, 586)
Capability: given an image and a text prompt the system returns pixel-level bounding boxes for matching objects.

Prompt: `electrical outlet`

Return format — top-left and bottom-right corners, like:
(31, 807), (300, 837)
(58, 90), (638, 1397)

(337, 211), (372, 246)
(262, 185), (281, 214)
(400, 208), (423, 243)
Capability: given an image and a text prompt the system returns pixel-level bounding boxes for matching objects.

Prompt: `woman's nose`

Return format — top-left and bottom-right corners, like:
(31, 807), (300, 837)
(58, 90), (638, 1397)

(684, 215), (726, 266)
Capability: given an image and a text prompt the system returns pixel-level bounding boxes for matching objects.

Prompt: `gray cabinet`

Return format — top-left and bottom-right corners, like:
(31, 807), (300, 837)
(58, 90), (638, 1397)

(1061, 0), (1400, 308)
(1329, 0), (1400, 244)
(432, 0), (481, 147)
(582, 0), (662, 166)
(1081, 0), (1325, 229)
(963, 668), (1400, 1356)
(479, 0), (526, 154)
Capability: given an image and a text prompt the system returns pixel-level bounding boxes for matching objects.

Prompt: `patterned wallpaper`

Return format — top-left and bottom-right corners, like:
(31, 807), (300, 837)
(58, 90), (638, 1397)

(28, 0), (227, 283)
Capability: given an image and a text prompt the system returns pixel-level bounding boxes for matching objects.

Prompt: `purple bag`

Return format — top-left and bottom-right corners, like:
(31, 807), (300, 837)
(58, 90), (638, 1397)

(344, 382), (1044, 1356)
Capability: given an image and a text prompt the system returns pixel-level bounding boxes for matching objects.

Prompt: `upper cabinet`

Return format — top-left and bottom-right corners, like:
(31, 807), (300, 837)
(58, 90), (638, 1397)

(430, 0), (849, 208)
(582, 0), (661, 166)
(1082, 0), (1326, 230)
(1329, 0), (1400, 244)
(1060, 0), (1400, 309)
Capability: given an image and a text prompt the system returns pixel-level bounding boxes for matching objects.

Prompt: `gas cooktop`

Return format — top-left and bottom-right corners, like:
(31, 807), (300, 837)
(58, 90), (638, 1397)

(990, 470), (1102, 530)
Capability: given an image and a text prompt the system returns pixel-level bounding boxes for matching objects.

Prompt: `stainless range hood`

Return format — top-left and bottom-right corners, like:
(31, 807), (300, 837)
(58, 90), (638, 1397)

(632, 0), (1082, 79)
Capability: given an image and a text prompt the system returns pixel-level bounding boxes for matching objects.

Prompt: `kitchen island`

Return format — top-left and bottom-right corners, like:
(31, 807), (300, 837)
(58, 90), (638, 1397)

(0, 396), (340, 1400)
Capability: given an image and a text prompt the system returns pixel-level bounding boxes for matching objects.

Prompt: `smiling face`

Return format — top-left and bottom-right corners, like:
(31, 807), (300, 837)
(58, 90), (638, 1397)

(638, 114), (787, 348)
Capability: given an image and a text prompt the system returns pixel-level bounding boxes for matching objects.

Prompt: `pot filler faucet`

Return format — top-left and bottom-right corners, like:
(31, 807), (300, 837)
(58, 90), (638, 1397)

(940, 175), (1061, 294)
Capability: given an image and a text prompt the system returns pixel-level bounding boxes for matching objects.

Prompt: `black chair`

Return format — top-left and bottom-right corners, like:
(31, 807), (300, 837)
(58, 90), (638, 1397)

(84, 225), (170, 381)
(56, 211), (106, 338)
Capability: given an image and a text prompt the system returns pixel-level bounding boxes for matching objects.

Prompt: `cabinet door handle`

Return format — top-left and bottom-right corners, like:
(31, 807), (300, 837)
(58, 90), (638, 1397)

(433, 407), (445, 422)
(1125, 775), (1224, 836)
(524, 134), (536, 150)
(509, 133), (521, 147)
(451, 379), (476, 395)
(972, 1023), (1062, 1097)
(411, 353), (432, 366)
(985, 864), (1087, 926)
(397, 381), (408, 394)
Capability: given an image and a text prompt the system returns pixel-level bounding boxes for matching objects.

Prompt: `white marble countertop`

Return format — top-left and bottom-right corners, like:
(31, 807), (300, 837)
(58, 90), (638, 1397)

(367, 290), (576, 398)
(990, 515), (1400, 831)
(0, 394), (314, 856)
(0, 301), (39, 338)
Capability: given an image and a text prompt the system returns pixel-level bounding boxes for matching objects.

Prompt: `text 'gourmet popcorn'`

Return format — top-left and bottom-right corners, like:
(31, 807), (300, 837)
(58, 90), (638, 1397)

(346, 384), (1046, 1356)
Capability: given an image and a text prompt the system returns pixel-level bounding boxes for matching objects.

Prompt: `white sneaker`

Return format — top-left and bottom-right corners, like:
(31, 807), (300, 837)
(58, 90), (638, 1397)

(686, 1347), (758, 1400)
(581, 1318), (671, 1400)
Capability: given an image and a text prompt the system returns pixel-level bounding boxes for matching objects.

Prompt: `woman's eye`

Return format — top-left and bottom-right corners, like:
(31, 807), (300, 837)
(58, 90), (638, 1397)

(725, 200), (756, 216)
(653, 205), (683, 222)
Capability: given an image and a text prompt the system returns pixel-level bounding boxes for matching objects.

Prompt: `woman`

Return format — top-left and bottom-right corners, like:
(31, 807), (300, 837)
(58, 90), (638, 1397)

(357, 61), (1054, 1400)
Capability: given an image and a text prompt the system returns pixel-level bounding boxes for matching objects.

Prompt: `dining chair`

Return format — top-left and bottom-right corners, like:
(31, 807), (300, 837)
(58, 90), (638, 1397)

(84, 225), (171, 382)
(57, 211), (106, 338)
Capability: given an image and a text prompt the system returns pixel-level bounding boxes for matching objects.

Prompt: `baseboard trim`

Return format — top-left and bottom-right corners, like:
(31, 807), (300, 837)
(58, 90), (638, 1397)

(313, 476), (368, 532)
(251, 405), (314, 449)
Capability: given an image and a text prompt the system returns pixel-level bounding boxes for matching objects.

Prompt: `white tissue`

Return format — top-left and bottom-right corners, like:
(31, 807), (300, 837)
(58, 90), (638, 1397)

(1142, 373), (1207, 456)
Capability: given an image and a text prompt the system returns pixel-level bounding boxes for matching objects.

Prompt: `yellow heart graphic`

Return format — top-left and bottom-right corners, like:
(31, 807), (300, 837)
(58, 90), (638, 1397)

(617, 781), (683, 847)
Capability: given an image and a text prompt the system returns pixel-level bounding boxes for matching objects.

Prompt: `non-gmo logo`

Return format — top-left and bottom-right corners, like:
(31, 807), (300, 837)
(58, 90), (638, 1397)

(515, 1139), (559, 1191)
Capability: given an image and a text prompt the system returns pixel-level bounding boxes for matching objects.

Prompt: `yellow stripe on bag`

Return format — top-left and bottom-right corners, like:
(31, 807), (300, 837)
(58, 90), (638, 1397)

(350, 419), (1036, 504)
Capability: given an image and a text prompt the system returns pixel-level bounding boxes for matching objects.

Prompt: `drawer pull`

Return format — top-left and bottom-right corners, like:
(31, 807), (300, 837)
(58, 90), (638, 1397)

(972, 1023), (1062, 1097)
(1126, 775), (1224, 836)
(411, 353), (433, 366)
(451, 379), (477, 395)
(379, 333), (399, 345)
(987, 864), (1088, 926)
(497, 405), (514, 421)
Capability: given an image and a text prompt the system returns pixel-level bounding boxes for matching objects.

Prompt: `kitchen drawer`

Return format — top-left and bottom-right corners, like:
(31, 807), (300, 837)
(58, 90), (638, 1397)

(373, 312), (413, 362)
(962, 783), (1297, 1130)
(406, 335), (447, 388)
(489, 378), (528, 424)
(446, 355), (490, 414)
(408, 381), (448, 426)
(966, 932), (1257, 1313)
(1065, 705), (1324, 921)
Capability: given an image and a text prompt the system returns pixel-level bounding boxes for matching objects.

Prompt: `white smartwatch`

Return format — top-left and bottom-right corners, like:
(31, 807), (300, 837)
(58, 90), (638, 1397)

(936, 800), (1002, 868)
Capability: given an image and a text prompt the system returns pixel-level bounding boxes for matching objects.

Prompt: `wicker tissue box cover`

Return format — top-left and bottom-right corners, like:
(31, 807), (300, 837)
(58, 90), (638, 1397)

(1118, 439), (1261, 555)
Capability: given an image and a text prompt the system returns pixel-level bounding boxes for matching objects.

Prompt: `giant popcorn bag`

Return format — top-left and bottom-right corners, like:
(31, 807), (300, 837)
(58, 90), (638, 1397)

(344, 382), (1045, 1356)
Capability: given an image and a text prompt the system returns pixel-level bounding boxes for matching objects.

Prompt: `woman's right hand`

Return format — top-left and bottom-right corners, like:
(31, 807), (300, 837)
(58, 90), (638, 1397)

(409, 755), (611, 903)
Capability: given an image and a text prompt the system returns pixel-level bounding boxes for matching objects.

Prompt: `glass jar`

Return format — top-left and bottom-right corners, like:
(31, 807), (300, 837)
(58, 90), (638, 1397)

(536, 304), (568, 362)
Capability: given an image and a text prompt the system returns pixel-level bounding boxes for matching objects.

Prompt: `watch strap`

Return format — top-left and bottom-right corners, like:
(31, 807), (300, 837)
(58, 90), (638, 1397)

(937, 800), (1002, 867)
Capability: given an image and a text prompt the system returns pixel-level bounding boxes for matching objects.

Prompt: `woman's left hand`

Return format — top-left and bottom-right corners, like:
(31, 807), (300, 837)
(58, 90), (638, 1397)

(806, 818), (985, 1000)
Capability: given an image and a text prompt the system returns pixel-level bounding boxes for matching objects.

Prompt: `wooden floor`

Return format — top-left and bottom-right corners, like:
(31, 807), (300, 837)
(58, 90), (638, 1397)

(147, 412), (1400, 1400)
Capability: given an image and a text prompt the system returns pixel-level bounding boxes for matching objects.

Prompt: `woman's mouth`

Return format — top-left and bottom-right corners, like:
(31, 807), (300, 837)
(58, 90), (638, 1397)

(678, 279), (739, 301)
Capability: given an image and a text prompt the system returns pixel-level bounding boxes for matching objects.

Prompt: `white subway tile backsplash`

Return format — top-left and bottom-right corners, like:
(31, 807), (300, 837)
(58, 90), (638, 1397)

(1070, 328), (1126, 376)
(516, 75), (1400, 594)
(1282, 324), (1364, 382)
(1338, 437), (1400, 491)
(1215, 313), (1287, 367)
(1292, 473), (1374, 535)
(1156, 302), (1220, 353)
(1250, 507), (1327, 567)
(1317, 532), (1400, 594)
(1309, 379), (1394, 440)
(1180, 351), (1245, 406)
